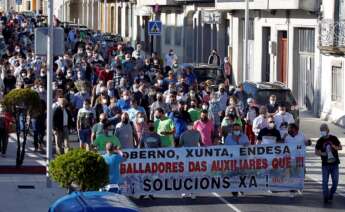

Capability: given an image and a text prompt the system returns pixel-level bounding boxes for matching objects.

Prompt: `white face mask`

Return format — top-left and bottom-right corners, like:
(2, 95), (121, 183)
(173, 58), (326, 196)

(138, 117), (144, 123)
(202, 105), (208, 110)
(123, 95), (129, 101)
(0, 107), (4, 112)
(270, 100), (276, 105)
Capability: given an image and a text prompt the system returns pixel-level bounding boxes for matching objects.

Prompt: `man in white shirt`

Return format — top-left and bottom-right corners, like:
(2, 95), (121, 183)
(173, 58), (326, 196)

(132, 43), (146, 60)
(252, 106), (268, 137)
(274, 104), (295, 131)
(284, 123), (311, 146)
(164, 49), (178, 70)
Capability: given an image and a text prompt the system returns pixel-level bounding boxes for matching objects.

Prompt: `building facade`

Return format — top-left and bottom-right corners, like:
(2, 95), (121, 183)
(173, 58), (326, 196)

(319, 0), (345, 126)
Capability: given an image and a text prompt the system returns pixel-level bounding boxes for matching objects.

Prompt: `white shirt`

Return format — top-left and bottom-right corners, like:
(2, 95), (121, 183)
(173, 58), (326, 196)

(132, 49), (146, 60)
(164, 53), (177, 68)
(274, 112), (295, 129)
(285, 132), (307, 145)
(252, 115), (268, 136)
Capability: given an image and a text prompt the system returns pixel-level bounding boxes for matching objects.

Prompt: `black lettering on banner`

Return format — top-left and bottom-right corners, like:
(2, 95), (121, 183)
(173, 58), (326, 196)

(184, 178), (193, 190)
(249, 176), (257, 187)
(266, 146), (273, 154)
(173, 179), (182, 190)
(165, 179), (172, 191)
(167, 150), (175, 158)
(283, 146), (290, 154)
(275, 146), (282, 154)
(240, 147), (246, 156)
(153, 179), (163, 191)
(143, 179), (151, 191)
(223, 176), (231, 189)
(148, 151), (155, 158)
(123, 151), (129, 158)
(200, 178), (210, 189)
(239, 176), (247, 188)
(186, 149), (193, 158)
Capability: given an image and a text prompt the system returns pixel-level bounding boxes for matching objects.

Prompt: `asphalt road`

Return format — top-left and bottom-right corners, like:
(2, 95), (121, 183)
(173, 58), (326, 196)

(132, 112), (345, 212)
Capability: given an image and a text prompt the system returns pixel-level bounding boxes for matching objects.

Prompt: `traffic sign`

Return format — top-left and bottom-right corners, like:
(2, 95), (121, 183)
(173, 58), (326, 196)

(16, 0), (22, 5)
(148, 21), (162, 36)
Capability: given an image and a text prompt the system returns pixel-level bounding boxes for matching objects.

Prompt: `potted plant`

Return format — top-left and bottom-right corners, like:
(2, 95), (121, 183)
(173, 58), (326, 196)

(2, 88), (41, 167)
(49, 149), (109, 193)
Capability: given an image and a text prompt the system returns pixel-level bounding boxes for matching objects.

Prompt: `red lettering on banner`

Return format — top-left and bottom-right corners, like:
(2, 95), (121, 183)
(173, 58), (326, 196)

(272, 156), (291, 169)
(189, 161), (207, 172)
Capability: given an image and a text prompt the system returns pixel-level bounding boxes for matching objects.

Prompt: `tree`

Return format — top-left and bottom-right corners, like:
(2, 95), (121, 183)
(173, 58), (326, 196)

(49, 149), (109, 192)
(2, 88), (41, 167)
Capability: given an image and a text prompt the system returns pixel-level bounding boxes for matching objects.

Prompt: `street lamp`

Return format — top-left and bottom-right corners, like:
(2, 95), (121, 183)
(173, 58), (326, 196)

(243, 0), (249, 81)
(46, 0), (53, 187)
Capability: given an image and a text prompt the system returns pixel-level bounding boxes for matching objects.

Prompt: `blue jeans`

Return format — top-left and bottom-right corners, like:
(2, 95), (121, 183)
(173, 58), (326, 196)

(322, 164), (339, 199)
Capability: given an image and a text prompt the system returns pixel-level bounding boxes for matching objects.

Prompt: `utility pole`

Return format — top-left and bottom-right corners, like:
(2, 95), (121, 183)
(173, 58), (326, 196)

(243, 0), (249, 82)
(46, 0), (53, 188)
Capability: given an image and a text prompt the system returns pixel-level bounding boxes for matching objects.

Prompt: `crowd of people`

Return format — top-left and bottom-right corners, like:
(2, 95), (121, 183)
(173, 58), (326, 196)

(0, 11), (342, 203)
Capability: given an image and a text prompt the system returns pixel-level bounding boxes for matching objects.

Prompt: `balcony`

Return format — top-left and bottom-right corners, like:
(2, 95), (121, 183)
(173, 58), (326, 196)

(215, 0), (318, 11)
(319, 19), (345, 53)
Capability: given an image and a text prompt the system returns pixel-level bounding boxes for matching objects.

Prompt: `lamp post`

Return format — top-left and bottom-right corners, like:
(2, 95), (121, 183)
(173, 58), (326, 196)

(46, 0), (53, 188)
(243, 0), (249, 81)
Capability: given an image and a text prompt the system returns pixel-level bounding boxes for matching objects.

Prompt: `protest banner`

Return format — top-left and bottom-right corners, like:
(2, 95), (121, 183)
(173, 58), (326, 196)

(119, 143), (305, 195)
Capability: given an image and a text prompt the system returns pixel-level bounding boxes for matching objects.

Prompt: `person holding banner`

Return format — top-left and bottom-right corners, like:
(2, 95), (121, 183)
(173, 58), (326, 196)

(315, 123), (342, 204)
(257, 116), (281, 144)
(252, 106), (269, 140)
(102, 143), (126, 193)
(224, 123), (249, 146)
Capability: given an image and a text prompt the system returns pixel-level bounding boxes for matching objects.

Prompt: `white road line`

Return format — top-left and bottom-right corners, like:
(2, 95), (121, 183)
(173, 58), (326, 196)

(212, 192), (242, 212)
(306, 176), (345, 198)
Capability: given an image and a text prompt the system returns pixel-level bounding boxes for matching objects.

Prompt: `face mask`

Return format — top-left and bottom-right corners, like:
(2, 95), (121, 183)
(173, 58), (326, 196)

(0, 107), (4, 112)
(268, 123), (275, 129)
(101, 119), (107, 124)
(138, 117), (144, 123)
(39, 87), (45, 92)
(123, 96), (129, 101)
(155, 115), (161, 120)
(122, 119), (129, 124)
(202, 105), (208, 110)
(270, 100), (276, 105)
(320, 131), (328, 137)
(233, 130), (241, 136)
(102, 99), (108, 105)
(201, 117), (208, 122)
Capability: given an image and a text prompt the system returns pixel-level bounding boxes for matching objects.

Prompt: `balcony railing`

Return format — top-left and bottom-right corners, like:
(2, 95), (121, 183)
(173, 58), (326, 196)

(319, 19), (345, 53)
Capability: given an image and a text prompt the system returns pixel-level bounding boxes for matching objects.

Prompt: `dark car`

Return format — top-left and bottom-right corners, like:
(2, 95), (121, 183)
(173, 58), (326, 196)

(181, 63), (225, 87)
(242, 81), (299, 124)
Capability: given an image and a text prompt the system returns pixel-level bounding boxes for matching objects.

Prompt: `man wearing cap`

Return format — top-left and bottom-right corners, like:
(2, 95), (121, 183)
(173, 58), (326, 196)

(315, 123), (342, 203)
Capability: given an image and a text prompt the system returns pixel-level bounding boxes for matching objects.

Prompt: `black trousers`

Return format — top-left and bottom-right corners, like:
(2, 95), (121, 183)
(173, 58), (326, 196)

(0, 129), (9, 154)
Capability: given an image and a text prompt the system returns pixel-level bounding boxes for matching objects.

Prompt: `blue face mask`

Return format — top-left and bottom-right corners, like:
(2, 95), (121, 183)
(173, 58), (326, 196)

(233, 130), (241, 136)
(320, 131), (328, 137)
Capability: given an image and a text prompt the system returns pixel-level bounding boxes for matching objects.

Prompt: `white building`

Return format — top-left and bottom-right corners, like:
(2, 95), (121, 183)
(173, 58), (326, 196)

(319, 0), (345, 126)
(216, 0), (321, 114)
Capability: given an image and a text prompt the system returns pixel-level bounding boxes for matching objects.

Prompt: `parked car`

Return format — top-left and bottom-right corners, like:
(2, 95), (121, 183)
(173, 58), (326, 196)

(242, 81), (300, 124)
(49, 192), (139, 212)
(181, 63), (225, 88)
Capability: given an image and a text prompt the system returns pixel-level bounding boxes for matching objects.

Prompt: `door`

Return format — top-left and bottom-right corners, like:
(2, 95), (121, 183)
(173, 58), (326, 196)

(117, 6), (122, 35)
(277, 31), (288, 84)
(261, 27), (271, 82)
(110, 7), (115, 33)
(295, 28), (315, 111)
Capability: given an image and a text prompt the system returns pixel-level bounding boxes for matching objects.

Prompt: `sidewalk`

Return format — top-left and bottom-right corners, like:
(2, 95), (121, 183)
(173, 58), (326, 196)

(0, 175), (65, 212)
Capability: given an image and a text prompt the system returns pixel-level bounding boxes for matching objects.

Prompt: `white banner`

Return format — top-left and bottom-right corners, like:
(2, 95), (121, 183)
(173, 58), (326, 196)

(119, 144), (305, 195)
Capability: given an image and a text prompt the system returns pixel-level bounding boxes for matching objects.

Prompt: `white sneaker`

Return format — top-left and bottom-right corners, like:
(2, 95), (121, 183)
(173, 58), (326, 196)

(190, 194), (196, 199)
(289, 191), (296, 198)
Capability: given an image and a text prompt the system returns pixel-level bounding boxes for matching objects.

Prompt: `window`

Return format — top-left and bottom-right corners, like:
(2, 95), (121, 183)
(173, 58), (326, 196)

(174, 13), (183, 46)
(165, 12), (172, 45)
(331, 65), (343, 103)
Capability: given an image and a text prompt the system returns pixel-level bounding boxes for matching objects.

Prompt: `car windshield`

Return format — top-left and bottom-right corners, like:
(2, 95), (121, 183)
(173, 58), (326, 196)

(255, 90), (296, 106)
(194, 68), (218, 82)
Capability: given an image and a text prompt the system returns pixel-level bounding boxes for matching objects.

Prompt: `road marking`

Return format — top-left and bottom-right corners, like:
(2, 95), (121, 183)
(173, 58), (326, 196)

(306, 176), (345, 198)
(212, 192), (242, 212)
